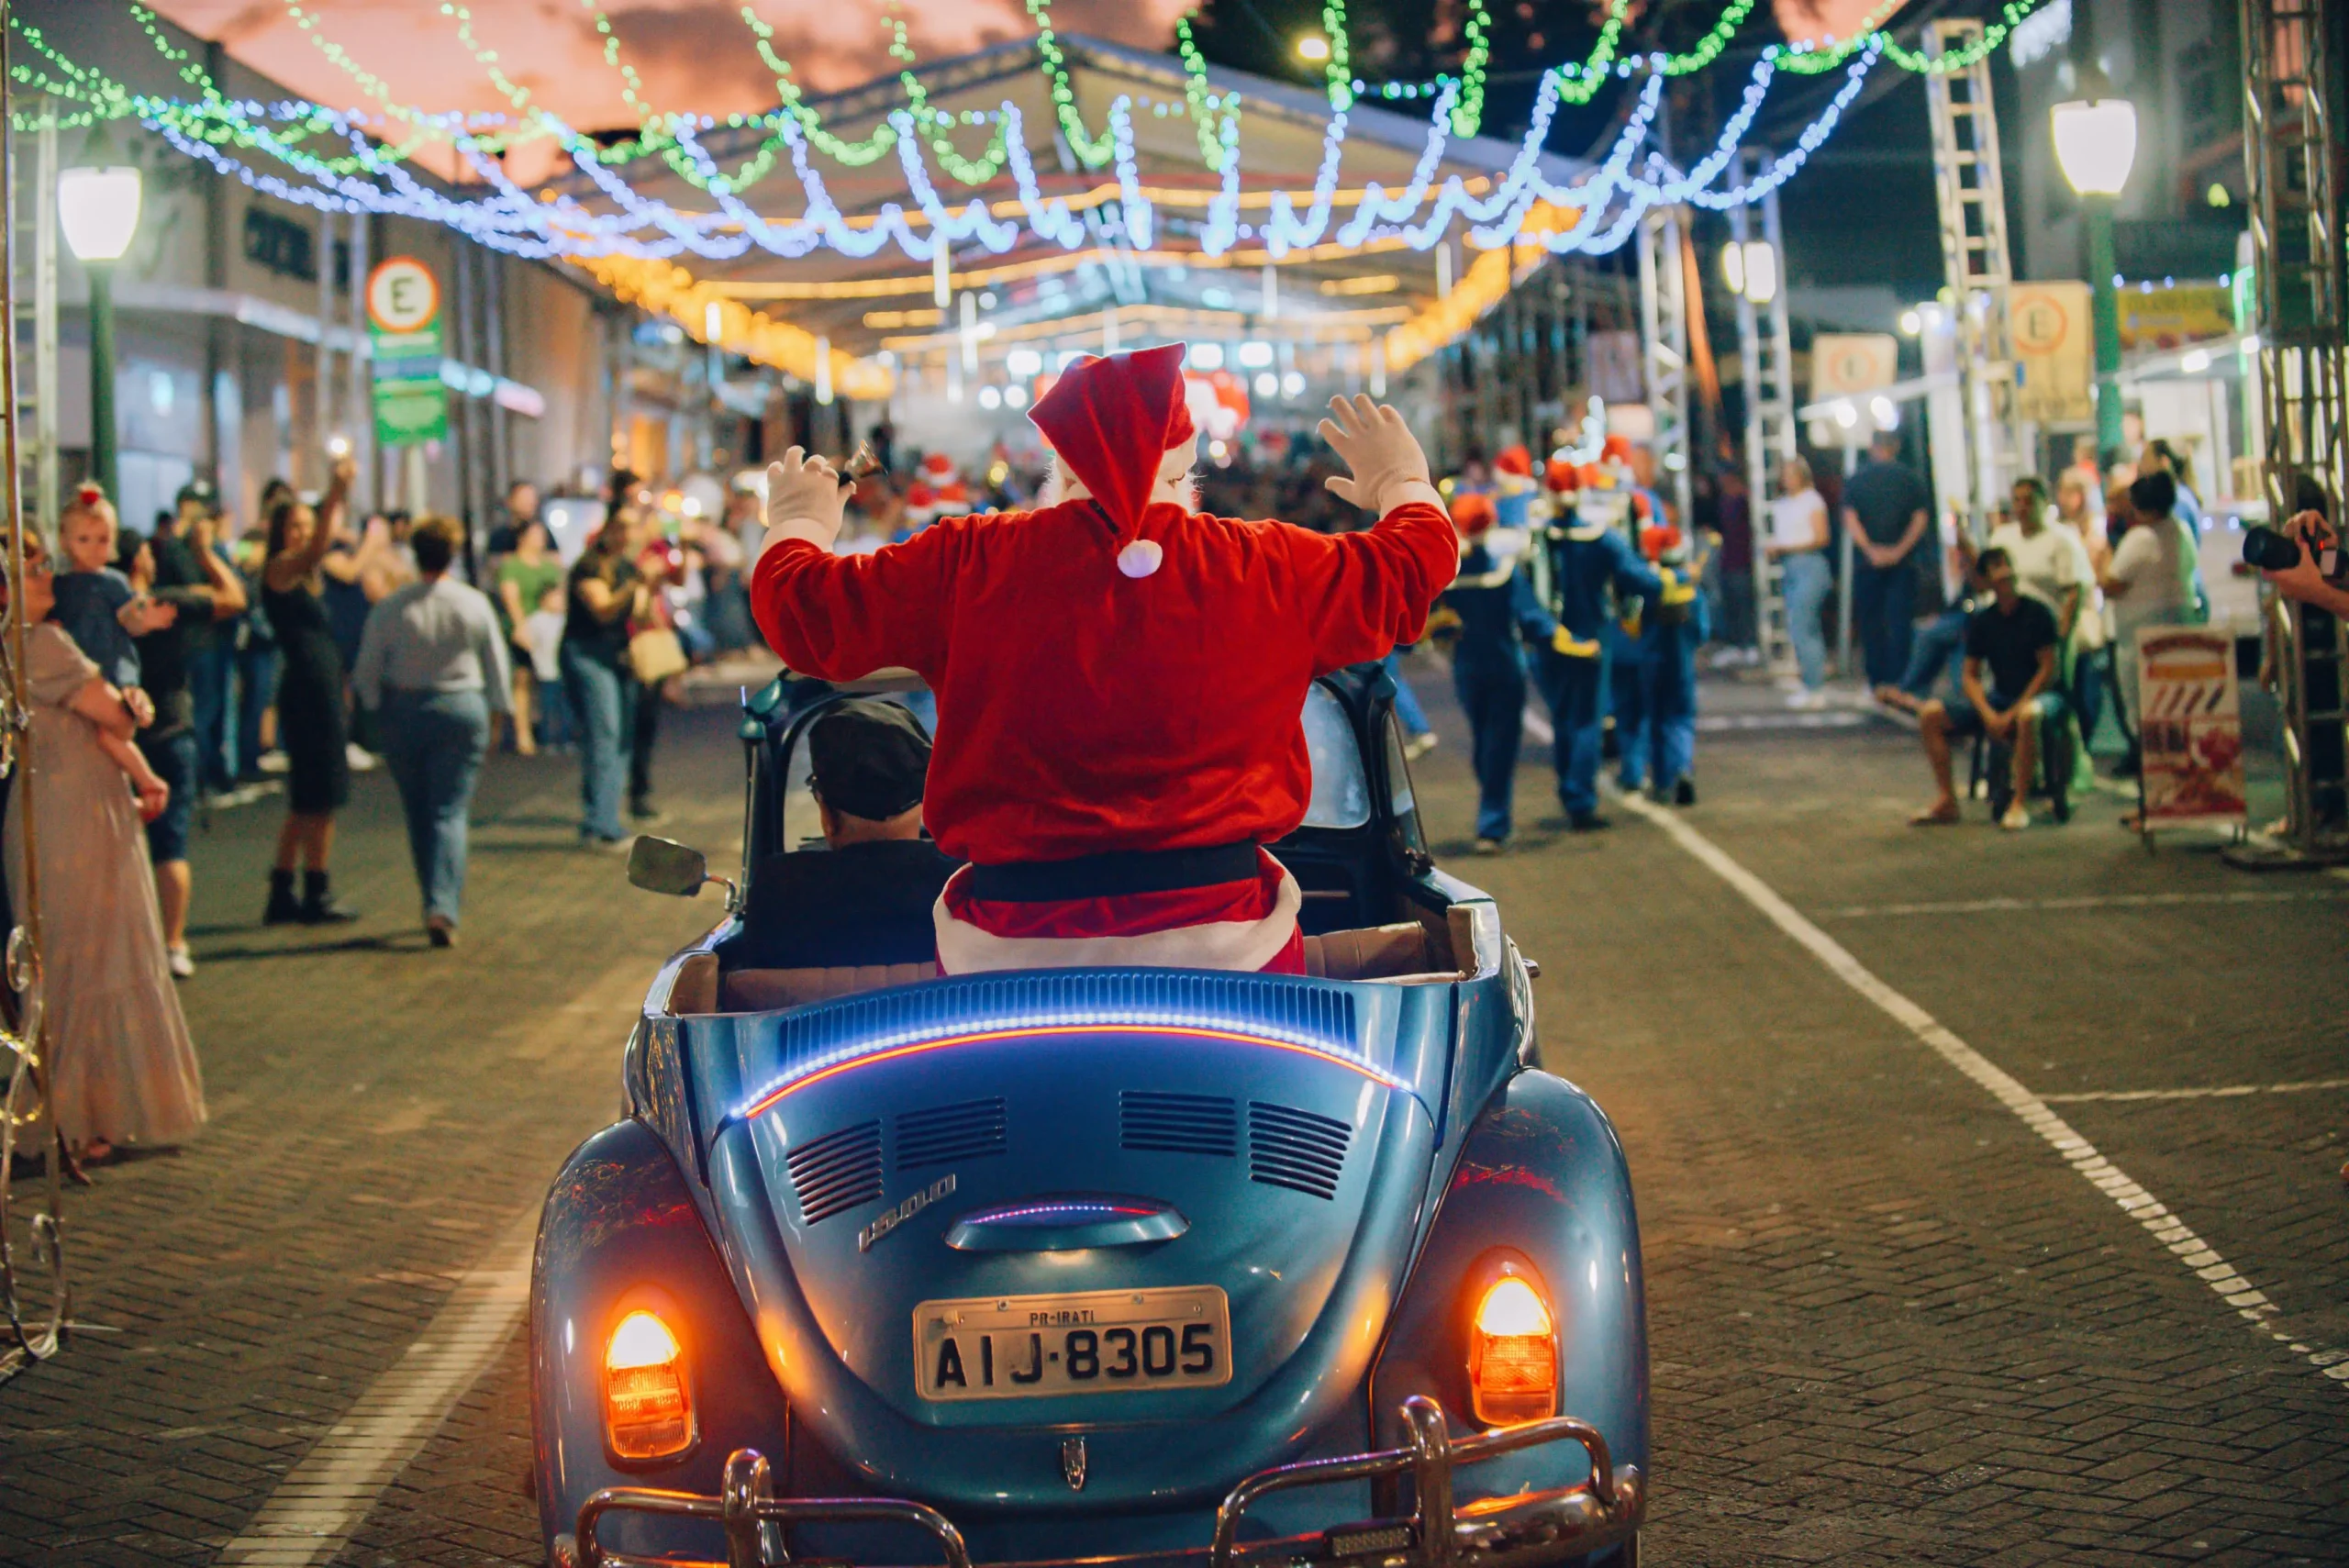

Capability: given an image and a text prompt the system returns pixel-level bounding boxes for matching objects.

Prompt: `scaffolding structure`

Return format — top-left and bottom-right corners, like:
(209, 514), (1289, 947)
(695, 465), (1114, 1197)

(1728, 149), (1798, 668)
(1921, 17), (2019, 537)
(10, 97), (55, 538)
(2231, 0), (2349, 863)
(1636, 204), (1693, 528)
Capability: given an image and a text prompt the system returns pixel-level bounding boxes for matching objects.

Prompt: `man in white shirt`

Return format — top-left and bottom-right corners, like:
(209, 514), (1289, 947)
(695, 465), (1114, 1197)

(1984, 476), (2087, 642)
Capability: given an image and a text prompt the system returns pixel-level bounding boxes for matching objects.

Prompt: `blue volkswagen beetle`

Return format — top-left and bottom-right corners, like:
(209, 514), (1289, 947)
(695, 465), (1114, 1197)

(531, 663), (1648, 1568)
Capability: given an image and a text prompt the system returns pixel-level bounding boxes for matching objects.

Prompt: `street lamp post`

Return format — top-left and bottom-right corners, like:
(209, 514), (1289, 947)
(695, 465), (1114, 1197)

(2052, 86), (2137, 460)
(57, 160), (141, 502)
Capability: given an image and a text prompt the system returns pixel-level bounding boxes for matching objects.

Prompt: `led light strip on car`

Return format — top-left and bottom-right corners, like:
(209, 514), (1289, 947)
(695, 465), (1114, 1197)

(728, 1021), (1405, 1127)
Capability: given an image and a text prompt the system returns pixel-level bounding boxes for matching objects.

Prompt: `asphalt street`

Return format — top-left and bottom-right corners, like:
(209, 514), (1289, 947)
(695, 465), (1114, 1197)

(1, 666), (2343, 1566)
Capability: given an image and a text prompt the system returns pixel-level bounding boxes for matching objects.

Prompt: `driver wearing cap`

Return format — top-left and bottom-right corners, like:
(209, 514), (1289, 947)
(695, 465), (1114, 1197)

(735, 698), (957, 969)
(751, 345), (1453, 975)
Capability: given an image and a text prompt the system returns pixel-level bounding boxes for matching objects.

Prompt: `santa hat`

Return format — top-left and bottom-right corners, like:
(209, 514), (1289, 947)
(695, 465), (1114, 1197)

(1601, 433), (1634, 464)
(1544, 457), (1579, 494)
(1638, 523), (1681, 562)
(1450, 491), (1497, 537)
(1495, 445), (1533, 477)
(921, 451), (956, 479)
(1029, 344), (1194, 577)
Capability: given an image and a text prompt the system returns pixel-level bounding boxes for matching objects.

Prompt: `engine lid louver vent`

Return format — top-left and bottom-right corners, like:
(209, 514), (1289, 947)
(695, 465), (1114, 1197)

(1249, 1102), (1351, 1199)
(896, 1097), (1008, 1170)
(1120, 1091), (1238, 1157)
(787, 1119), (883, 1225)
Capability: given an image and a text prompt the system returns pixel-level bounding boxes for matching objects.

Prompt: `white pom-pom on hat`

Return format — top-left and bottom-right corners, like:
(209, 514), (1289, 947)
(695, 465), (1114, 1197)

(1117, 539), (1163, 578)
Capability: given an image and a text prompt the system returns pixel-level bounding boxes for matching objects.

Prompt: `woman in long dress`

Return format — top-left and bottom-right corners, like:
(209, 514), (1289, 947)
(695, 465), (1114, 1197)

(5, 533), (206, 1162)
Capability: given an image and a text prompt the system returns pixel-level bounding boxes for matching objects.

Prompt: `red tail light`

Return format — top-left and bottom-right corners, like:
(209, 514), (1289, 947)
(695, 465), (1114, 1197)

(604, 1309), (694, 1461)
(1468, 1273), (1557, 1427)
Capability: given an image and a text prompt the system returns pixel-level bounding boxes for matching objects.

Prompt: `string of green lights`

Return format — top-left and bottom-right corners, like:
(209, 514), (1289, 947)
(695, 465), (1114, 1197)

(15, 0), (2041, 199)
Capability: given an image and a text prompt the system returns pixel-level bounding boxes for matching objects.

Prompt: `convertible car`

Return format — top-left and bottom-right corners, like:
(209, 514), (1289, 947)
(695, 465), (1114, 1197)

(531, 664), (1648, 1568)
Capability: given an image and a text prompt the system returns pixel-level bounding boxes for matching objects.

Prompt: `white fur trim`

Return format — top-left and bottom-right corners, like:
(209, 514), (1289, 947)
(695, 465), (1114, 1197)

(756, 514), (839, 563)
(1381, 479), (1444, 516)
(1117, 539), (1164, 578)
(933, 871), (1303, 975)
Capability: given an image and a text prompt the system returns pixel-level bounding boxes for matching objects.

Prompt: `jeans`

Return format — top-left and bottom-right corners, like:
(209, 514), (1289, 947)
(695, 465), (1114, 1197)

(2069, 643), (2106, 750)
(562, 646), (636, 841)
(1898, 608), (1968, 704)
(1780, 551), (1832, 691)
(235, 643), (281, 779)
(1851, 556), (1919, 689)
(1531, 647), (1605, 817)
(1717, 571), (1757, 650)
(189, 637), (237, 792)
(629, 681), (662, 811)
(534, 673), (575, 750)
(1385, 649), (1431, 739)
(1452, 650), (1526, 840)
(378, 688), (491, 925)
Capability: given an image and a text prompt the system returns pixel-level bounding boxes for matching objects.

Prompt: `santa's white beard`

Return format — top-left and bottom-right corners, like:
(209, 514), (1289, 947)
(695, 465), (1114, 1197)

(1040, 453), (1199, 514)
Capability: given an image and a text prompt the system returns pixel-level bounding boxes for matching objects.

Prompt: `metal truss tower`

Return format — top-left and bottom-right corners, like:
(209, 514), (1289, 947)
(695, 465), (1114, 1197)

(1636, 205), (1693, 528)
(1922, 17), (2018, 535)
(10, 98), (56, 538)
(1729, 150), (1798, 668)
(2231, 0), (2349, 863)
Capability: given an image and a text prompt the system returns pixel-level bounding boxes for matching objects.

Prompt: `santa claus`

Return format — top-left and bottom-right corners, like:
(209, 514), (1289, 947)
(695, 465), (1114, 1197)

(751, 343), (1453, 975)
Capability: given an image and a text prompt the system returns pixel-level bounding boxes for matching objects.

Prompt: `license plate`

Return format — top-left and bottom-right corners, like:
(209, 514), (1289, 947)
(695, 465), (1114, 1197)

(913, 1285), (1231, 1402)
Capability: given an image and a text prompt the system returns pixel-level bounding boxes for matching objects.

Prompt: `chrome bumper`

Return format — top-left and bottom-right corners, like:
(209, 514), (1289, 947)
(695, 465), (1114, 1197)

(563, 1396), (1643, 1568)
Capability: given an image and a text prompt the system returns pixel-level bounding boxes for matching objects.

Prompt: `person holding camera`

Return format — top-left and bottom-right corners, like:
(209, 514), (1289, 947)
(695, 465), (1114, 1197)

(2256, 505), (2348, 619)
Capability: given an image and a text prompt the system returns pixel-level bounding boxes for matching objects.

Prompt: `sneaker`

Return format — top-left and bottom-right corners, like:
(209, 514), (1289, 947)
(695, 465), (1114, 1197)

(166, 944), (195, 980)
(1471, 837), (1506, 855)
(426, 919), (456, 950)
(1999, 803), (2032, 831)
(256, 750), (290, 775)
(346, 742), (381, 773)
(1403, 732), (1438, 762)
(1567, 811), (1611, 832)
(1672, 776), (1697, 806)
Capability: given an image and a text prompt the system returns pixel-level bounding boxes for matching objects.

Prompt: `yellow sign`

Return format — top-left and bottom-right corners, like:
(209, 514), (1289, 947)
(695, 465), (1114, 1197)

(2009, 281), (2092, 423)
(2116, 284), (2232, 351)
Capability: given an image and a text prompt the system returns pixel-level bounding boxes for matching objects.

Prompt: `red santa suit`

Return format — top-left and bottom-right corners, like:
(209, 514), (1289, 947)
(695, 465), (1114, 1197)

(751, 345), (1455, 974)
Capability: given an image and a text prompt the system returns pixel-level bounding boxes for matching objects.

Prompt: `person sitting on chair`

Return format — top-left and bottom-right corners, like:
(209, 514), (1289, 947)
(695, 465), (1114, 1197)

(735, 698), (957, 967)
(1909, 547), (2063, 831)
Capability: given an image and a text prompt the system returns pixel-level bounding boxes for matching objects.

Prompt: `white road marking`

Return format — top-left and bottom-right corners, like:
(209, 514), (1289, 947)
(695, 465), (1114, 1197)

(1517, 704), (1865, 750)
(2042, 1077), (2349, 1104)
(215, 1210), (539, 1566)
(1820, 889), (2348, 918)
(1613, 790), (2349, 1384)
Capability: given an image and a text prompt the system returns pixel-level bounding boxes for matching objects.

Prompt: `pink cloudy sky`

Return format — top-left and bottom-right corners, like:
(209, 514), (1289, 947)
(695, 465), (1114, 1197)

(148, 0), (1895, 143)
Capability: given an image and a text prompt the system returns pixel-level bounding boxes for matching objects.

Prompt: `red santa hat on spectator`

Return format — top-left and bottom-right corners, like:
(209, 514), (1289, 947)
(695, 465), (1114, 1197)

(1449, 491), (1498, 538)
(1544, 457), (1580, 494)
(1494, 444), (1533, 477)
(1029, 343), (1195, 579)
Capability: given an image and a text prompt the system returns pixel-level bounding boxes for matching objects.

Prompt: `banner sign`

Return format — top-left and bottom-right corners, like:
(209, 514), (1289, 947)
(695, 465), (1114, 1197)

(2009, 281), (2093, 423)
(2116, 283), (2232, 352)
(2134, 626), (2246, 827)
(367, 256), (447, 447)
(1809, 332), (1898, 401)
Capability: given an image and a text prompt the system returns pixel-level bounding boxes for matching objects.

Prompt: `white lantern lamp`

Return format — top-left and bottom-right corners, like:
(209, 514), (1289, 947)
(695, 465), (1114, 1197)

(58, 165), (142, 263)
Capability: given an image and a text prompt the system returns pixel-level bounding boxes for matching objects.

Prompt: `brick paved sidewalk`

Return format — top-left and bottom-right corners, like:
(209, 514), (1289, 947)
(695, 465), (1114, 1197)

(0, 707), (747, 1566)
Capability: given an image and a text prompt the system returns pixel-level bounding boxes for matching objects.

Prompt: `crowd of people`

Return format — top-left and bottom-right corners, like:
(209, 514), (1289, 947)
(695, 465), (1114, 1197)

(5, 453), (785, 1163)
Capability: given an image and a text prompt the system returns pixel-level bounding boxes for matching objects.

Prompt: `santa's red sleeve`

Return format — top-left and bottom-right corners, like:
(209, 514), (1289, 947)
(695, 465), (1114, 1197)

(1275, 499), (1459, 673)
(749, 520), (964, 682)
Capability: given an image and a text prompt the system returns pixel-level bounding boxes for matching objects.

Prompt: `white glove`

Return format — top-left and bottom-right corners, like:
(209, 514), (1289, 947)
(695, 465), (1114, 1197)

(758, 446), (847, 562)
(1319, 395), (1436, 516)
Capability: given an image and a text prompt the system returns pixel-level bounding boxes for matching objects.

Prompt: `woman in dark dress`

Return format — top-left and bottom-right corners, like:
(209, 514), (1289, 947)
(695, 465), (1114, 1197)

(260, 454), (361, 924)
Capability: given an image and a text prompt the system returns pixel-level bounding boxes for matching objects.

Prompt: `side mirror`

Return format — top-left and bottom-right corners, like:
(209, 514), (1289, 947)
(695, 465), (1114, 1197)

(629, 836), (712, 898)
